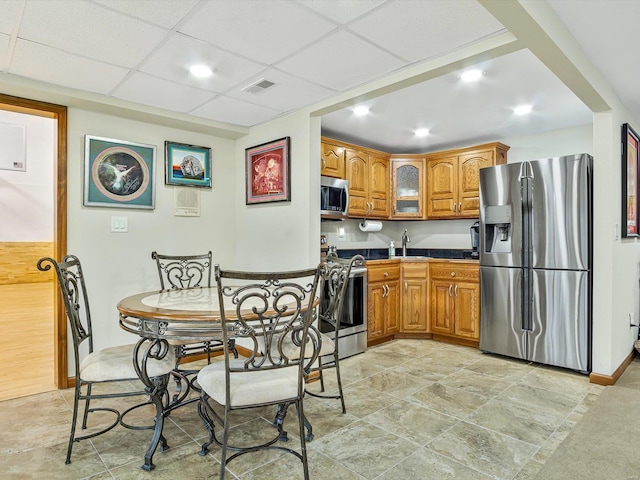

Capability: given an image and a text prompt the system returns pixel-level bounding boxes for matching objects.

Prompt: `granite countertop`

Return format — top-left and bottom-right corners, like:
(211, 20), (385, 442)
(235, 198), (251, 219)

(334, 248), (479, 262)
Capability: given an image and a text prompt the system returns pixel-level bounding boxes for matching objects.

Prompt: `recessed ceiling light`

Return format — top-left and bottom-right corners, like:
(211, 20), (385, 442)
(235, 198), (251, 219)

(353, 106), (370, 116)
(189, 64), (213, 78)
(414, 128), (430, 137)
(514, 104), (533, 115)
(460, 69), (483, 82)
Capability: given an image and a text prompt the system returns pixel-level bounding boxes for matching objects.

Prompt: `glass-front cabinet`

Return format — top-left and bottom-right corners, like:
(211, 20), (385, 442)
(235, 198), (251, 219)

(391, 157), (424, 218)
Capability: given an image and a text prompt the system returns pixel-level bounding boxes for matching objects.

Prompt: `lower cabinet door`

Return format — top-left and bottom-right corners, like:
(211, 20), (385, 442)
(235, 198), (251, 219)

(453, 281), (480, 339)
(430, 279), (454, 335)
(367, 282), (386, 340)
(386, 280), (400, 334)
(402, 279), (428, 332)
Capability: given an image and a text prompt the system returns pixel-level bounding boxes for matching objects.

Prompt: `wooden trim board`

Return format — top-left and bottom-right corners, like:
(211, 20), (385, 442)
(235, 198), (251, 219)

(589, 348), (637, 386)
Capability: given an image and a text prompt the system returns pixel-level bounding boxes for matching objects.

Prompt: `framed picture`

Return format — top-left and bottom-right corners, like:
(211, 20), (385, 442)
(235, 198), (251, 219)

(164, 141), (212, 188)
(84, 135), (155, 209)
(245, 137), (291, 205)
(622, 123), (640, 237)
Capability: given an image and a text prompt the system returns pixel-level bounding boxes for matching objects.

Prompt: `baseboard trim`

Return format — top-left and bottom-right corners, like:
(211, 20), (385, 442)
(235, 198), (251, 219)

(589, 348), (637, 385)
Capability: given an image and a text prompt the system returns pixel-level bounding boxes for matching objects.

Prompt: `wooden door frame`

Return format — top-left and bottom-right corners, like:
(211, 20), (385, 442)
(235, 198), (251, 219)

(0, 93), (68, 388)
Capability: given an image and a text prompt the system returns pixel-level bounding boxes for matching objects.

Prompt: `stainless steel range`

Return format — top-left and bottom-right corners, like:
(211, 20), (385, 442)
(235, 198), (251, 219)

(319, 264), (367, 364)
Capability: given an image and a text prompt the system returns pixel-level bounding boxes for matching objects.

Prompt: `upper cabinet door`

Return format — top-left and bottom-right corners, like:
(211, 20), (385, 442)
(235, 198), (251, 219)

(426, 156), (456, 218)
(458, 150), (493, 217)
(321, 141), (345, 178)
(345, 149), (368, 198)
(368, 154), (389, 217)
(391, 159), (424, 218)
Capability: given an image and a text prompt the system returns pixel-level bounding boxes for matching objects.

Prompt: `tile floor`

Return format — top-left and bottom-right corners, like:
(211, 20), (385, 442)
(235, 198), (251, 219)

(1, 339), (604, 479)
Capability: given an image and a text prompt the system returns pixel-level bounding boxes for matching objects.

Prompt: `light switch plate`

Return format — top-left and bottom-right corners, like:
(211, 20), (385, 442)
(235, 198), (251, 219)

(111, 216), (128, 233)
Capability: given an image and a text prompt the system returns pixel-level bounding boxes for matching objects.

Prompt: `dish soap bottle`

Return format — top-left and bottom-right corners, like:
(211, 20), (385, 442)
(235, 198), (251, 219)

(389, 241), (395, 258)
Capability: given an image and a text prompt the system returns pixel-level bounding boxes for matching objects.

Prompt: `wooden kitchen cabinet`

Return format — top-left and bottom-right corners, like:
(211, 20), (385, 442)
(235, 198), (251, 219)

(346, 148), (389, 218)
(400, 262), (428, 332)
(391, 157), (424, 219)
(426, 143), (509, 219)
(321, 138), (345, 178)
(429, 261), (480, 345)
(367, 261), (400, 344)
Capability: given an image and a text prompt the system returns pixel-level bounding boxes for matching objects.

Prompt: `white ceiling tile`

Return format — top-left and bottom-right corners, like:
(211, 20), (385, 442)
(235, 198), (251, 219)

(9, 39), (129, 94)
(191, 96), (281, 127)
(0, 0), (22, 35)
(179, 0), (336, 65)
(113, 72), (216, 113)
(348, 0), (504, 62)
(277, 29), (406, 91)
(226, 68), (336, 112)
(138, 33), (265, 93)
(298, 0), (387, 24)
(18, 0), (167, 68)
(0, 33), (10, 71)
(92, 0), (200, 28)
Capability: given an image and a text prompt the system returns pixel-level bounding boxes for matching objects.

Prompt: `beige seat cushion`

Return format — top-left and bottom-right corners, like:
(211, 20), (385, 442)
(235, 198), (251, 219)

(279, 331), (335, 360)
(197, 361), (299, 407)
(79, 344), (176, 382)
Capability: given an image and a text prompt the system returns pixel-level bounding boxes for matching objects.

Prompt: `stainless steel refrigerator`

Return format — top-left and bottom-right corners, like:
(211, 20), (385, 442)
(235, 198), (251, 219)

(479, 153), (592, 373)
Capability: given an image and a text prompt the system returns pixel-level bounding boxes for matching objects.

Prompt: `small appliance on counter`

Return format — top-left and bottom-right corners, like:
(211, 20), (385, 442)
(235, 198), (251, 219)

(470, 221), (479, 258)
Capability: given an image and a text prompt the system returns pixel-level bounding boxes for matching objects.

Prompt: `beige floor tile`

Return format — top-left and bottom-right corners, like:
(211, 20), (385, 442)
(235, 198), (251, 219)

(409, 382), (490, 419)
(377, 447), (493, 480)
(428, 421), (539, 480)
(312, 421), (418, 480)
(363, 399), (457, 445)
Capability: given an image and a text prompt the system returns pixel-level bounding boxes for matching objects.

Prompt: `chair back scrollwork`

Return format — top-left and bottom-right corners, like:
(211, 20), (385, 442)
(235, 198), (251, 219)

(151, 251), (212, 290)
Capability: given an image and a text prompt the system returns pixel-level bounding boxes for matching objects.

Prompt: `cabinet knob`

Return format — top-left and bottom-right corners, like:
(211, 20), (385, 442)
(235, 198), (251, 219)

(384, 272), (388, 277)
(450, 272), (455, 277)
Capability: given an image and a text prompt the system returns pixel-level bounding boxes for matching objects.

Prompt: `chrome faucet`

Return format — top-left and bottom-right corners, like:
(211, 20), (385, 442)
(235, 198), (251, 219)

(401, 229), (411, 257)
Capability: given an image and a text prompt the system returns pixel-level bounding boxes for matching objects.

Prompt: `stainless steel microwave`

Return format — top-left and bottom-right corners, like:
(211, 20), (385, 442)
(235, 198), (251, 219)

(320, 176), (349, 219)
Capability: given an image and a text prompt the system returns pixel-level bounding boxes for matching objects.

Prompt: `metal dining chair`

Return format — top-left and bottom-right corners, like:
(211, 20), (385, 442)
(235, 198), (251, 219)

(151, 251), (238, 403)
(305, 254), (365, 411)
(197, 264), (322, 480)
(37, 255), (175, 468)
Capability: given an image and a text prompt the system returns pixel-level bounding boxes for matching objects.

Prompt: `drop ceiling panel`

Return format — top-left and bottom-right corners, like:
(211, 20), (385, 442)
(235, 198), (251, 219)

(191, 95), (281, 127)
(10, 39), (130, 94)
(226, 68), (335, 112)
(92, 0), (200, 29)
(0, 1), (21, 35)
(348, 0), (505, 62)
(139, 33), (266, 93)
(0, 33), (9, 70)
(277, 29), (406, 91)
(299, 0), (386, 24)
(179, 0), (337, 65)
(18, 0), (168, 68)
(113, 72), (215, 113)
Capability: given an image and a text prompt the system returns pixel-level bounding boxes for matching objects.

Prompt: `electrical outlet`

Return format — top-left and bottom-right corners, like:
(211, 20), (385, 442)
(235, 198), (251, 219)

(337, 227), (346, 240)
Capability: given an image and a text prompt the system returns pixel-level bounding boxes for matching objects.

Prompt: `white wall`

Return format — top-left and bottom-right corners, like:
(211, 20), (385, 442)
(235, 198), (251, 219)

(0, 110), (54, 241)
(66, 108), (238, 352)
(234, 110), (321, 271)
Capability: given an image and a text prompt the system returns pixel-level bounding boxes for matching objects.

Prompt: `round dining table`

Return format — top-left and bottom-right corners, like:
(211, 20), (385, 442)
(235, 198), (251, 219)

(117, 287), (235, 471)
(116, 286), (317, 471)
